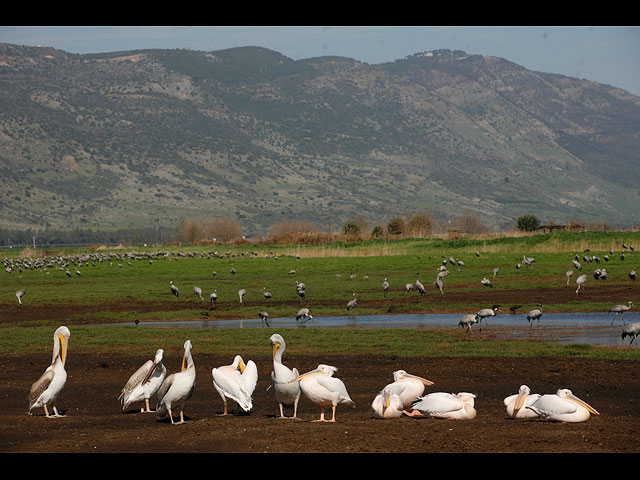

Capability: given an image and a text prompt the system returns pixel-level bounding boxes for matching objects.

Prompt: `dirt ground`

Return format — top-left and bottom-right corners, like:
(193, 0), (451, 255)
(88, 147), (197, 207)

(1, 283), (639, 454)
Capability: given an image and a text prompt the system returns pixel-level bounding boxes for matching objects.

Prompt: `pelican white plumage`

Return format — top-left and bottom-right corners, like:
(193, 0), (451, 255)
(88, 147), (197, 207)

(527, 304), (543, 330)
(622, 323), (640, 346)
(504, 385), (540, 419)
(609, 301), (633, 326)
(409, 392), (477, 419)
(575, 274), (587, 295)
(119, 349), (167, 413)
(269, 334), (301, 419)
(383, 369), (434, 413)
(371, 388), (404, 419)
(211, 355), (258, 415)
(28, 326), (71, 418)
(289, 364), (355, 422)
(526, 389), (600, 423)
(156, 340), (196, 425)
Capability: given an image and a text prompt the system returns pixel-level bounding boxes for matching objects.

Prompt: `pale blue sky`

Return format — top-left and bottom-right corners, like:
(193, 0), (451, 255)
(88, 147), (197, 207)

(2, 26), (639, 96)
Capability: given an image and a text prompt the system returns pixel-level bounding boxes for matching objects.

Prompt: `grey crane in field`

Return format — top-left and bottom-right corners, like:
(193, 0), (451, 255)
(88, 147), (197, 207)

(415, 272), (426, 295)
(526, 304), (544, 330)
(258, 310), (270, 327)
(16, 289), (25, 305)
(481, 277), (493, 288)
(476, 305), (499, 330)
(262, 287), (272, 301)
(295, 281), (306, 305)
(238, 288), (246, 304)
(458, 314), (479, 334)
(630, 268), (637, 282)
(209, 290), (218, 309)
(193, 286), (203, 301)
(382, 278), (390, 297)
(609, 301), (633, 326)
(565, 270), (574, 286)
(170, 281), (180, 298)
(296, 307), (313, 323)
(575, 274), (587, 295)
(347, 293), (357, 311)
(621, 323), (640, 347)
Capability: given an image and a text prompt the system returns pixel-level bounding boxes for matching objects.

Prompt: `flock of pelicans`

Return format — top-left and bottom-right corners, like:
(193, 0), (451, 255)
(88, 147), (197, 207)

(28, 326), (601, 425)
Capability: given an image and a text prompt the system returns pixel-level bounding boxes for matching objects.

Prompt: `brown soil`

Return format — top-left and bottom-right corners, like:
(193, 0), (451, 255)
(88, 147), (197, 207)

(1, 283), (639, 454)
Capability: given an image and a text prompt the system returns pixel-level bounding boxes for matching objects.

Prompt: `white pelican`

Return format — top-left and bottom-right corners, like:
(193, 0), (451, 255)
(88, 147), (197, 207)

(211, 355), (258, 415)
(156, 340), (196, 425)
(383, 370), (434, 413)
(28, 326), (71, 418)
(289, 364), (355, 422)
(118, 349), (167, 413)
(504, 385), (540, 419)
(371, 387), (404, 419)
(526, 389), (600, 423)
(408, 392), (477, 420)
(269, 333), (301, 419)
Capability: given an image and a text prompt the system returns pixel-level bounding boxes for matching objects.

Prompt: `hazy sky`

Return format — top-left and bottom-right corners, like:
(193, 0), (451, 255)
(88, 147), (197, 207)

(2, 26), (639, 96)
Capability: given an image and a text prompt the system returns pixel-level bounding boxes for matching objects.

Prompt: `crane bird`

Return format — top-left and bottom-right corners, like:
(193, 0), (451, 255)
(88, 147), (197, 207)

(295, 281), (306, 305)
(118, 349), (166, 413)
(459, 314), (479, 334)
(434, 277), (444, 296)
(382, 278), (389, 297)
(156, 340), (196, 425)
(238, 288), (246, 304)
(16, 289), (25, 305)
(481, 277), (493, 288)
(629, 268), (637, 281)
(415, 272), (426, 295)
(262, 287), (272, 300)
(621, 323), (640, 347)
(28, 326), (71, 418)
(526, 389), (600, 423)
(193, 286), (203, 301)
(509, 305), (522, 314)
(346, 293), (357, 311)
(211, 355), (258, 415)
(209, 290), (218, 309)
(170, 281), (179, 298)
(382, 369), (434, 415)
(565, 270), (574, 286)
(476, 305), (499, 330)
(609, 301), (633, 326)
(269, 334), (301, 419)
(289, 364), (355, 422)
(371, 388), (404, 419)
(408, 392), (477, 420)
(295, 307), (313, 323)
(493, 266), (500, 278)
(575, 274), (587, 295)
(527, 304), (544, 330)
(504, 385), (540, 419)
(258, 310), (270, 327)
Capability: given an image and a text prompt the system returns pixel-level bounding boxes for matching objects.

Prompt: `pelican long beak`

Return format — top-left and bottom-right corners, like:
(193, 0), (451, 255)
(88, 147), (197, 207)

(181, 353), (187, 371)
(239, 360), (246, 373)
(289, 368), (322, 383)
(272, 342), (280, 359)
(383, 390), (391, 408)
(567, 393), (600, 416)
(58, 334), (67, 364)
(513, 390), (528, 416)
(403, 373), (434, 386)
(142, 361), (158, 384)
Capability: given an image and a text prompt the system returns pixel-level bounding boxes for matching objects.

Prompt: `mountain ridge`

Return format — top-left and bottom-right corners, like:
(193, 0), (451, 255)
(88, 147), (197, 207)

(1, 43), (639, 236)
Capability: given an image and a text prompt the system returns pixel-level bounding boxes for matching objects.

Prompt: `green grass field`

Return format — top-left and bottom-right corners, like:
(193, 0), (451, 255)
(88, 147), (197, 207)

(2, 230), (639, 359)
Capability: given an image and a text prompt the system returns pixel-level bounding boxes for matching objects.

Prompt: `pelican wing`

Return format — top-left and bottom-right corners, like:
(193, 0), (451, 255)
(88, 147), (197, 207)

(156, 373), (175, 404)
(241, 360), (258, 397)
(413, 392), (462, 414)
(119, 360), (154, 400)
(316, 375), (354, 405)
(28, 369), (55, 408)
(530, 394), (579, 415)
(212, 367), (253, 411)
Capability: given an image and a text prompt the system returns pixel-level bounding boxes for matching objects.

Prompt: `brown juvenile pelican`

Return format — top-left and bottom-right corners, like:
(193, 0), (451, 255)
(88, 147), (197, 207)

(118, 349), (167, 413)
(28, 326), (71, 418)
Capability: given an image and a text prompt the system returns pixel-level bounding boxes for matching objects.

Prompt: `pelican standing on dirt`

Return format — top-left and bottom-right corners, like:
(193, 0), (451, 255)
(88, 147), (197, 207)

(622, 323), (640, 346)
(156, 340), (196, 425)
(289, 364), (355, 422)
(504, 385), (540, 419)
(408, 392), (477, 419)
(371, 388), (404, 419)
(118, 349), (167, 413)
(211, 355), (258, 415)
(526, 389), (600, 423)
(269, 334), (301, 419)
(28, 326), (71, 418)
(609, 301), (633, 326)
(383, 369), (434, 414)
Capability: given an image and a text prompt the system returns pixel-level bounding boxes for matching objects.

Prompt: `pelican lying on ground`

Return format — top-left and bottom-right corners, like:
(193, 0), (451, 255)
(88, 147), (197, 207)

(269, 334), (301, 419)
(156, 340), (196, 425)
(211, 355), (258, 415)
(526, 389), (600, 423)
(504, 385), (540, 419)
(118, 349), (166, 413)
(383, 370), (434, 414)
(289, 364), (354, 422)
(408, 392), (477, 419)
(28, 326), (71, 418)
(371, 388), (404, 419)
